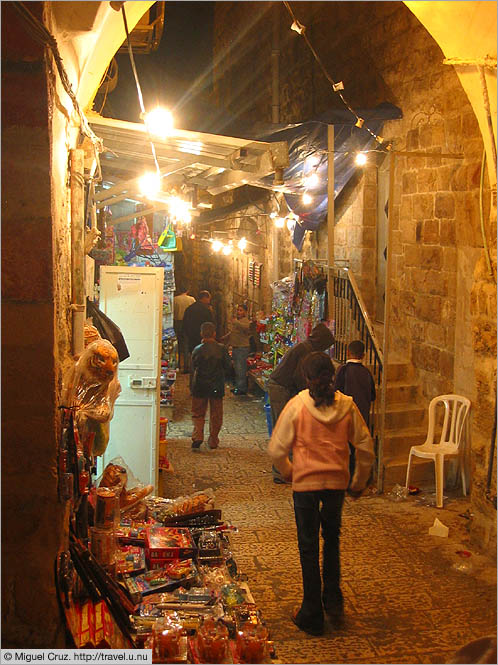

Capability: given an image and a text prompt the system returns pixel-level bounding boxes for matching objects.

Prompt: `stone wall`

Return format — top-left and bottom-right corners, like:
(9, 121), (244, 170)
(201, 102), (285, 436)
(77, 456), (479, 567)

(1, 2), (68, 646)
(212, 1), (497, 552)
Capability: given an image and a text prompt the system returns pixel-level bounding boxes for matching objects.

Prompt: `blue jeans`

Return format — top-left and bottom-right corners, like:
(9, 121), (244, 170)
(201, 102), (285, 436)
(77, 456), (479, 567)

(232, 346), (249, 392)
(293, 489), (345, 626)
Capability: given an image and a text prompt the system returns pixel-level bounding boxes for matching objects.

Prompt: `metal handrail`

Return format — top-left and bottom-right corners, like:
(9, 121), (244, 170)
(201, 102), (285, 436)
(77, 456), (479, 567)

(331, 266), (383, 485)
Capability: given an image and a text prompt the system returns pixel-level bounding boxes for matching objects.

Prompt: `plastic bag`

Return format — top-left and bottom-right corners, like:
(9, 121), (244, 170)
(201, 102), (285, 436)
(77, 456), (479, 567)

(63, 339), (121, 456)
(98, 459), (153, 513)
(86, 298), (130, 362)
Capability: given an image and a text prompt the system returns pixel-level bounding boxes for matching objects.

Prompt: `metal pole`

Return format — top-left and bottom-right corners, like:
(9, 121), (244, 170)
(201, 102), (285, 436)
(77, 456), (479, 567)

(70, 149), (86, 357)
(377, 151), (396, 492)
(327, 125), (335, 322)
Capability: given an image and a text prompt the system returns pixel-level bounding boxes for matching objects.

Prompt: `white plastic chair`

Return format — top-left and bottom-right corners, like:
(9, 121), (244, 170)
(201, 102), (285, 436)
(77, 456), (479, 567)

(405, 394), (471, 508)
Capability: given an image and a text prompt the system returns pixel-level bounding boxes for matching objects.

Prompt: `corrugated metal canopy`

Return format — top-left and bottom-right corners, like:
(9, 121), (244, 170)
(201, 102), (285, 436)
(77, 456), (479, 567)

(87, 113), (289, 218)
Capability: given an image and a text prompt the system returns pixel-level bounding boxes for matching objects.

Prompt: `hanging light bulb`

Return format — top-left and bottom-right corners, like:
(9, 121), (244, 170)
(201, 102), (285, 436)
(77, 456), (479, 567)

(237, 237), (247, 251)
(222, 244), (232, 256)
(355, 152), (367, 166)
(144, 107), (174, 139)
(302, 192), (312, 205)
(138, 171), (161, 198)
(304, 172), (319, 188)
(274, 216), (285, 229)
(212, 239), (223, 252)
(168, 196), (191, 224)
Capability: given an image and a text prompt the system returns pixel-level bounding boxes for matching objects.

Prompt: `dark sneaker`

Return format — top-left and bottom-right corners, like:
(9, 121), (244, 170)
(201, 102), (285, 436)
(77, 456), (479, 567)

(323, 593), (344, 627)
(291, 607), (324, 636)
(191, 440), (202, 451)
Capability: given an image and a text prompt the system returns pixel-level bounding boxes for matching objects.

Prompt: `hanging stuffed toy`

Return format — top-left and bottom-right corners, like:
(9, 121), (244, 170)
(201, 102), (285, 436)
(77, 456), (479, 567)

(63, 339), (121, 456)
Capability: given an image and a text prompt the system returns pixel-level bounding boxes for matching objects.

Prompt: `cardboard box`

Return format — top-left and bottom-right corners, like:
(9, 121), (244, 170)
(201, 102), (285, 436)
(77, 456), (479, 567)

(146, 526), (196, 560)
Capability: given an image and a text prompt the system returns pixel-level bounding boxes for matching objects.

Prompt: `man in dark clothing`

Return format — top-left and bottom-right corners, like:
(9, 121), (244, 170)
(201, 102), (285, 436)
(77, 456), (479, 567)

(334, 339), (376, 480)
(183, 290), (215, 360)
(267, 322), (335, 482)
(191, 321), (233, 451)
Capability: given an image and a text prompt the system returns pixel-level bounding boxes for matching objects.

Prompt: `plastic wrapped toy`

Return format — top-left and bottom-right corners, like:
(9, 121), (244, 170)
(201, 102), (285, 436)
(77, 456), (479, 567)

(63, 339), (121, 456)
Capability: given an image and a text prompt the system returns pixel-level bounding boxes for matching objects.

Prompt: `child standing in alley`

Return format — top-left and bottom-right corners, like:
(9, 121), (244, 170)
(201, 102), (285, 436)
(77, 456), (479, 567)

(334, 340), (376, 479)
(268, 352), (374, 636)
(191, 321), (233, 451)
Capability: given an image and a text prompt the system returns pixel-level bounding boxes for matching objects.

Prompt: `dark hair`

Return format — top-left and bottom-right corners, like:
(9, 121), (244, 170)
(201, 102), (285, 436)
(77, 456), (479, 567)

(302, 352), (336, 407)
(237, 303), (248, 311)
(348, 340), (365, 358)
(201, 321), (215, 338)
(198, 290), (211, 301)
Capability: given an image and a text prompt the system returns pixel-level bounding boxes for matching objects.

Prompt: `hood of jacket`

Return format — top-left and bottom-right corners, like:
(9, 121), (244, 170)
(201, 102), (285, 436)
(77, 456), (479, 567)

(297, 389), (354, 424)
(307, 323), (334, 351)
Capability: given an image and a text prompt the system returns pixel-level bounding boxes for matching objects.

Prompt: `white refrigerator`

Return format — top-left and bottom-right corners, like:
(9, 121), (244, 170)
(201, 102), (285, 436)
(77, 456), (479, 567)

(98, 265), (164, 490)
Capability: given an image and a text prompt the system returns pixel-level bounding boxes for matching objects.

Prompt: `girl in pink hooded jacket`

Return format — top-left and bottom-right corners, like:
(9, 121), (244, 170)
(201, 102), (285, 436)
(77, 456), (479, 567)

(268, 352), (374, 636)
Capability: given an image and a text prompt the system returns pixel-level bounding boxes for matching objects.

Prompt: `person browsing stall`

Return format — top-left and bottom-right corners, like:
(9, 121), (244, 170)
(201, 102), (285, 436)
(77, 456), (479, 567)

(182, 290), (214, 365)
(221, 303), (254, 395)
(173, 286), (195, 373)
(268, 352), (374, 637)
(267, 322), (335, 482)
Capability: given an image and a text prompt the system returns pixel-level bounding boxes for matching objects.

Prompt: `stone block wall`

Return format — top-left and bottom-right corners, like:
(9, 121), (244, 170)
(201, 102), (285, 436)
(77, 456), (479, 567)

(2, 1), (68, 646)
(212, 1), (497, 551)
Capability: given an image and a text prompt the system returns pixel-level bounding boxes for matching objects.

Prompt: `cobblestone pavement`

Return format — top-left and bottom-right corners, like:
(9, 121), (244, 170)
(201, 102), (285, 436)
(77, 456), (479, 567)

(160, 374), (497, 664)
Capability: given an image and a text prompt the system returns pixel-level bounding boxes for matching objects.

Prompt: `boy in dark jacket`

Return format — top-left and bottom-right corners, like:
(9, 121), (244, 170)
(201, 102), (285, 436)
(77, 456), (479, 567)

(191, 321), (232, 451)
(334, 340), (376, 479)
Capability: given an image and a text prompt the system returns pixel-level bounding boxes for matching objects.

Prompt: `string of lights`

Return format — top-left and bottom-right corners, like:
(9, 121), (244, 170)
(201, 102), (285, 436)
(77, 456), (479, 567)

(282, 0), (392, 151)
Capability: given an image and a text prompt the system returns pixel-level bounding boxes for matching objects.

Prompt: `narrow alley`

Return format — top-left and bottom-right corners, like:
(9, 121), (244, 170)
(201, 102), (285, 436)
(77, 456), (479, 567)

(162, 375), (496, 665)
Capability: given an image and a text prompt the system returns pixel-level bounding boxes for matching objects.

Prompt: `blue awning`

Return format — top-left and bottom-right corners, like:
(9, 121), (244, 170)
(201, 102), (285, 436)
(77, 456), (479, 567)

(253, 103), (402, 249)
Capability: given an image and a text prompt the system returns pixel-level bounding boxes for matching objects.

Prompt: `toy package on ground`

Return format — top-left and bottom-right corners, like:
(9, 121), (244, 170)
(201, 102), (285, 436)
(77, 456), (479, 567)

(123, 559), (198, 602)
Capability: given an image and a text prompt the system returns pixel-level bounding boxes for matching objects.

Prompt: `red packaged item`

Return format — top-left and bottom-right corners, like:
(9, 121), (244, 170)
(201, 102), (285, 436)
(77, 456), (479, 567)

(146, 526), (196, 562)
(70, 600), (95, 648)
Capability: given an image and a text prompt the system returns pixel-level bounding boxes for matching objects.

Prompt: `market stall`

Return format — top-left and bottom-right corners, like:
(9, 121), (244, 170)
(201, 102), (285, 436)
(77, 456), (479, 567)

(57, 453), (277, 662)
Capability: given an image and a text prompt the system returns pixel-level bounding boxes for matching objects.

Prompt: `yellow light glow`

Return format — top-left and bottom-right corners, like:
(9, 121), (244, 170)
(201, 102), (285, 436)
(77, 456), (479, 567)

(302, 192), (312, 205)
(144, 108), (174, 139)
(168, 196), (191, 224)
(138, 171), (161, 198)
(222, 244), (232, 256)
(355, 152), (368, 166)
(238, 237), (248, 251)
(305, 155), (320, 168)
(212, 240), (223, 252)
(274, 216), (285, 229)
(304, 172), (319, 188)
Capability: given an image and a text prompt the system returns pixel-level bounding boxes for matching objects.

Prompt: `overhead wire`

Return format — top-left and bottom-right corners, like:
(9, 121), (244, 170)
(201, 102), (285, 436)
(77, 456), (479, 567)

(282, 1), (391, 150)
(120, 5), (161, 175)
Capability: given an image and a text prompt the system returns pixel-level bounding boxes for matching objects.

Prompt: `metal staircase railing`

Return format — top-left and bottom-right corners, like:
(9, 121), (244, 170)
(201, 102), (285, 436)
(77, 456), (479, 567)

(331, 266), (384, 485)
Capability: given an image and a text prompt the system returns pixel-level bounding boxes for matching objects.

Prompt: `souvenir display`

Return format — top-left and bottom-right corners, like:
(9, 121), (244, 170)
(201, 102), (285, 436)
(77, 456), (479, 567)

(57, 475), (276, 661)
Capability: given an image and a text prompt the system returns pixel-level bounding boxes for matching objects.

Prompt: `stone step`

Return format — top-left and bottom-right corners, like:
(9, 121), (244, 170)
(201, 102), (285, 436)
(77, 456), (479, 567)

(385, 362), (415, 382)
(384, 403), (425, 430)
(382, 454), (435, 490)
(382, 426), (427, 458)
(386, 381), (420, 403)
